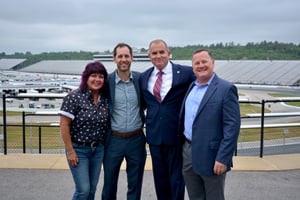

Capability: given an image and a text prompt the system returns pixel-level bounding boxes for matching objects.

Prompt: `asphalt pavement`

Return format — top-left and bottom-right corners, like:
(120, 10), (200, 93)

(0, 168), (299, 200)
(0, 154), (300, 200)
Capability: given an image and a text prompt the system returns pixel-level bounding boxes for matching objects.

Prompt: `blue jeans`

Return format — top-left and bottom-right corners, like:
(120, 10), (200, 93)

(68, 143), (104, 200)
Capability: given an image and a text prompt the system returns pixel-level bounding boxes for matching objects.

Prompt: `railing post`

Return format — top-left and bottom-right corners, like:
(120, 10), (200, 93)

(22, 111), (26, 153)
(234, 143), (238, 156)
(260, 100), (265, 158)
(39, 126), (42, 154)
(2, 94), (7, 155)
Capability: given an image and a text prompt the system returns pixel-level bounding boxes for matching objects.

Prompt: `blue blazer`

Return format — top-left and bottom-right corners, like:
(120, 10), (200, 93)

(179, 74), (240, 176)
(140, 62), (194, 145)
(105, 71), (145, 143)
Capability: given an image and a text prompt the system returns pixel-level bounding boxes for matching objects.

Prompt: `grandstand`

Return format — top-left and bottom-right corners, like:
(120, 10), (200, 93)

(213, 60), (300, 86)
(2, 58), (300, 86)
(0, 58), (26, 70)
(19, 60), (155, 75)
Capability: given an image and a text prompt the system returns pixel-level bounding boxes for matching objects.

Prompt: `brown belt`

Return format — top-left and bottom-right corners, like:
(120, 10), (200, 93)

(111, 128), (143, 138)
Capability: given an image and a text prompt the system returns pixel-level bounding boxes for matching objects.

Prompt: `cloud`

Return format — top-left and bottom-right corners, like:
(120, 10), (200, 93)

(1, 0), (299, 54)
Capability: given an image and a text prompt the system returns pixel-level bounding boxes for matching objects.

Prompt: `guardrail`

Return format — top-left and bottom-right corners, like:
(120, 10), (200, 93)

(239, 98), (300, 157)
(1, 94), (300, 157)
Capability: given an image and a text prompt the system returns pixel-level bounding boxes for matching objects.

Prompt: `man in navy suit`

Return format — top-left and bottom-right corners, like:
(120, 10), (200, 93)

(102, 43), (146, 200)
(180, 49), (240, 200)
(140, 39), (195, 200)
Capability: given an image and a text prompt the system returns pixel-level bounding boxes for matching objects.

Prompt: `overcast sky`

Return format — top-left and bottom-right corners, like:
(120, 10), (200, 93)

(1, 0), (299, 54)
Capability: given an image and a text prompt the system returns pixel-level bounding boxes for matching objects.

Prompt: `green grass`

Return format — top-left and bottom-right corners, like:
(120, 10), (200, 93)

(0, 110), (25, 116)
(4, 123), (63, 149)
(239, 126), (300, 142)
(268, 93), (300, 107)
(239, 103), (270, 116)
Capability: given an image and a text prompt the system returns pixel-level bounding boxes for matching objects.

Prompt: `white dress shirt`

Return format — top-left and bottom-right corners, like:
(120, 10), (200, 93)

(148, 61), (173, 101)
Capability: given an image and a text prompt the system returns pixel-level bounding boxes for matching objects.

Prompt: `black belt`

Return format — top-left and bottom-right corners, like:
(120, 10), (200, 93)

(73, 140), (101, 148)
(111, 128), (143, 138)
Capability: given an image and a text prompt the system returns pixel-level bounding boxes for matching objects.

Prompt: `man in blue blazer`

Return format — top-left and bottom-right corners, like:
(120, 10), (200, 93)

(179, 49), (240, 200)
(102, 43), (146, 200)
(140, 39), (195, 200)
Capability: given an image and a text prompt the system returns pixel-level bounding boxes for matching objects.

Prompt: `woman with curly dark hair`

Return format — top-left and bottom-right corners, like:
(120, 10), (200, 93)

(59, 61), (109, 200)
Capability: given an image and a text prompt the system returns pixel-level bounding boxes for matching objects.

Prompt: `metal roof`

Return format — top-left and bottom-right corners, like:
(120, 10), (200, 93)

(0, 58), (26, 70)
(18, 59), (300, 86)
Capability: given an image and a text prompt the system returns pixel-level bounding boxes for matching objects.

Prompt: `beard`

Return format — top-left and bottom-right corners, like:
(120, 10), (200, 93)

(117, 63), (131, 72)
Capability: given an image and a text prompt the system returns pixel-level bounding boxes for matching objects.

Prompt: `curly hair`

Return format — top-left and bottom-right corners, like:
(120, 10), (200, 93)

(79, 61), (109, 97)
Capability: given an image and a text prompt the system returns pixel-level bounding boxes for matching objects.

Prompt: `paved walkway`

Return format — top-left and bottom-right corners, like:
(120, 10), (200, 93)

(1, 153), (300, 171)
(0, 153), (300, 200)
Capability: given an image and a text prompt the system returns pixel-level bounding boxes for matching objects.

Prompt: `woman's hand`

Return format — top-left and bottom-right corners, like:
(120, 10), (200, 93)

(67, 150), (78, 167)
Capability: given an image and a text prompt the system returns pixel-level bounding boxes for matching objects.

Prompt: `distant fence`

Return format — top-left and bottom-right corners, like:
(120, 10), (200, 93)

(239, 98), (300, 157)
(1, 94), (300, 157)
(0, 123), (63, 154)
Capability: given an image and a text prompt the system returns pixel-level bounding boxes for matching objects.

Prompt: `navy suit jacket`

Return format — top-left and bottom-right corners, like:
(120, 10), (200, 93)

(105, 71), (145, 144)
(140, 62), (194, 145)
(179, 74), (240, 176)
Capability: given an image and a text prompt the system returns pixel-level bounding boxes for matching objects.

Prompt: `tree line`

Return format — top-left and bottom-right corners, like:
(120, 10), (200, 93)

(170, 41), (300, 60)
(1, 41), (300, 70)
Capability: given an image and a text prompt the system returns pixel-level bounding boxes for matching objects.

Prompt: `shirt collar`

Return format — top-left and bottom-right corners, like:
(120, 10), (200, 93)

(115, 70), (133, 84)
(84, 88), (95, 101)
(153, 61), (172, 75)
(194, 73), (215, 87)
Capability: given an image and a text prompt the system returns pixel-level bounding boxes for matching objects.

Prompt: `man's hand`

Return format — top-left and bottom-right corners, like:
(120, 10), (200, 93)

(214, 161), (227, 175)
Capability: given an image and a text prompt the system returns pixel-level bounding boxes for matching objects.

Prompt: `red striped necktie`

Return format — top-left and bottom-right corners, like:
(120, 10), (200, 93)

(153, 70), (163, 102)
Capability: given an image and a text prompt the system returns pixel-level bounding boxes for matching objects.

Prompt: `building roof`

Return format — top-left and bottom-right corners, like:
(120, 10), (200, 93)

(0, 58), (26, 70)
(18, 59), (300, 86)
